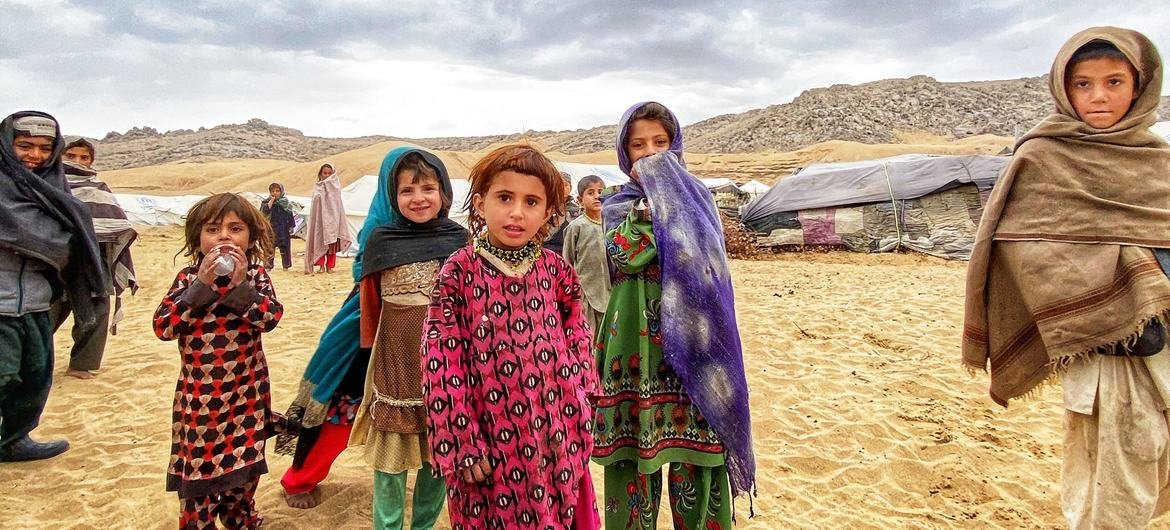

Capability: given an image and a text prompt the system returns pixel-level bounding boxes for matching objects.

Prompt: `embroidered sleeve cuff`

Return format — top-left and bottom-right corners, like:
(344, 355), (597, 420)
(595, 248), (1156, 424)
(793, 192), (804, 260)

(180, 280), (219, 310)
(222, 282), (262, 314)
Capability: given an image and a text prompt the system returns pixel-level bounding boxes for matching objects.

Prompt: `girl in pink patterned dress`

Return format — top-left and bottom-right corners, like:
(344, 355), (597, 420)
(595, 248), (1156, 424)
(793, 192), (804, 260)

(421, 144), (600, 529)
(154, 193), (283, 529)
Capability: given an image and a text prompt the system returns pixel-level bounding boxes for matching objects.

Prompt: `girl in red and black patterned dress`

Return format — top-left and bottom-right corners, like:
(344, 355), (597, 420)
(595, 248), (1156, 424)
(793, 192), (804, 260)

(154, 193), (283, 530)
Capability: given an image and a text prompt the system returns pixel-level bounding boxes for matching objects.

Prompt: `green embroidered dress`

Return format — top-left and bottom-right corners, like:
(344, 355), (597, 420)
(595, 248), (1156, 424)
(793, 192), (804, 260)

(591, 205), (724, 472)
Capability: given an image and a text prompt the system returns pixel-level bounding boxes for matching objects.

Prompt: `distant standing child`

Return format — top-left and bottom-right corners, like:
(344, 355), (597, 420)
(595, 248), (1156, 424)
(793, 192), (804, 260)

(349, 147), (467, 530)
(154, 193), (282, 529)
(963, 27), (1170, 528)
(421, 144), (600, 529)
(53, 136), (139, 380)
(561, 174), (611, 336)
(261, 182), (295, 271)
(306, 163), (353, 274)
(543, 171), (580, 254)
(0, 111), (107, 462)
(592, 102), (756, 529)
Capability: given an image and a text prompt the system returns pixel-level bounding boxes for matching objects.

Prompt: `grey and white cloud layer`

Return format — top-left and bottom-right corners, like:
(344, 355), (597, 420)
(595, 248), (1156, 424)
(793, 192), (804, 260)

(1, 0), (1166, 138)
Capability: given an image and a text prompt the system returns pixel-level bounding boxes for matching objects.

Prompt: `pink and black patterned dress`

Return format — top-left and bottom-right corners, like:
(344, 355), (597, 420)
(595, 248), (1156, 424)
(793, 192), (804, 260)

(422, 246), (598, 529)
(153, 265), (283, 498)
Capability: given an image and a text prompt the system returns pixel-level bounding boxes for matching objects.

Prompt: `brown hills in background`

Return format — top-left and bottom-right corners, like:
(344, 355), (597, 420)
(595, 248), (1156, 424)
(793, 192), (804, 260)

(93, 75), (1170, 196)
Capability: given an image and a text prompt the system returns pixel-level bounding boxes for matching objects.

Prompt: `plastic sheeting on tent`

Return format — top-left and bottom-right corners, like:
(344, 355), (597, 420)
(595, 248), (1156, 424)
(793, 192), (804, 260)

(554, 161), (629, 191)
(116, 194), (209, 226)
(1154, 121), (1170, 142)
(739, 180), (770, 198)
(740, 154), (1010, 260)
(741, 154), (1007, 220)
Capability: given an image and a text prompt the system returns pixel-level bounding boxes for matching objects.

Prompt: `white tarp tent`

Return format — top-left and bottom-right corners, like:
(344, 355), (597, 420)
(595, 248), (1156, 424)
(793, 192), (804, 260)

(118, 162), (611, 238)
(117, 194), (208, 226)
(554, 161), (628, 190)
(1154, 121), (1170, 142)
(740, 180), (770, 198)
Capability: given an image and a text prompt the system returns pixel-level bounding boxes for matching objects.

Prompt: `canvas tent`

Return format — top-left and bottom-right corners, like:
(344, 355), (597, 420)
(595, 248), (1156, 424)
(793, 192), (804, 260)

(740, 154), (1010, 260)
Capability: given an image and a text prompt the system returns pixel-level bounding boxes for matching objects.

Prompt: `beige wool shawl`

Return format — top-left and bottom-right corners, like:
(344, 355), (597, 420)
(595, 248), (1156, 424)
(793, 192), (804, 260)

(962, 26), (1170, 406)
(304, 162), (354, 272)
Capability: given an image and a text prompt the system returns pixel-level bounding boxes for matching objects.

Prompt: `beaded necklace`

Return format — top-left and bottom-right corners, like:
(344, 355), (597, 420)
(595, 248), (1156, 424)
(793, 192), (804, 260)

(474, 236), (540, 267)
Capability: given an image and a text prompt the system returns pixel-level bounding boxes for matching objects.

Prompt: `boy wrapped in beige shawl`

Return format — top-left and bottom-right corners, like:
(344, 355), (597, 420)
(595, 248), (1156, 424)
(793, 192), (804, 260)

(963, 27), (1170, 528)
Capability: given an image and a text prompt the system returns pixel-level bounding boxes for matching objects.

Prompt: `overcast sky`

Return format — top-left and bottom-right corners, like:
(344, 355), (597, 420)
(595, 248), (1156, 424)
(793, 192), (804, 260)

(1, 1), (1167, 139)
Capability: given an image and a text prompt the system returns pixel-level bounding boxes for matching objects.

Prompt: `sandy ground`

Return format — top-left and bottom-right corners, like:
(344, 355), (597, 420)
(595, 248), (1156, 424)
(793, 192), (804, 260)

(5, 226), (1162, 529)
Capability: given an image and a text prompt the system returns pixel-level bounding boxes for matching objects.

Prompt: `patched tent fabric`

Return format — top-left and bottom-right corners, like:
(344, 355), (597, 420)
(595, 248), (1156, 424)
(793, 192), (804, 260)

(741, 154), (1009, 260)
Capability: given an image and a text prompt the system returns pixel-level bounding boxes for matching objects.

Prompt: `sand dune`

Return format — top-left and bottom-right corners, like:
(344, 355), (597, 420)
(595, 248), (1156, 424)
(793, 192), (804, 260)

(3, 226), (1141, 529)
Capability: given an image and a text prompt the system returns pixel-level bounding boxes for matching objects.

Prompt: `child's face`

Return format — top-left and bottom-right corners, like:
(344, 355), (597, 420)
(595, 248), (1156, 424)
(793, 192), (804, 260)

(472, 170), (551, 249)
(199, 210), (252, 256)
(269, 187), (281, 200)
(13, 135), (54, 170)
(396, 169), (443, 224)
(63, 146), (93, 168)
(318, 165), (334, 181)
(625, 119), (672, 177)
(1066, 57), (1139, 129)
(579, 182), (605, 218)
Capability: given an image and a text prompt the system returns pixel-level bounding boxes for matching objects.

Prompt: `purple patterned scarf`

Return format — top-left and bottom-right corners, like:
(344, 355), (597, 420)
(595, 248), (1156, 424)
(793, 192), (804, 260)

(603, 102), (756, 498)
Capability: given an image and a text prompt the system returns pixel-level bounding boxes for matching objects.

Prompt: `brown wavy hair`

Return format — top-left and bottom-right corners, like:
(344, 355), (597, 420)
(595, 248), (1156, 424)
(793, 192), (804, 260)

(463, 143), (566, 243)
(177, 193), (275, 265)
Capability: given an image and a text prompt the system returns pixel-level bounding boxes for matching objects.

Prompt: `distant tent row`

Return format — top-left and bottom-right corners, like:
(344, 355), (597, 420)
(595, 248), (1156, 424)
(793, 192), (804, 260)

(739, 154), (1010, 260)
(114, 161), (636, 255)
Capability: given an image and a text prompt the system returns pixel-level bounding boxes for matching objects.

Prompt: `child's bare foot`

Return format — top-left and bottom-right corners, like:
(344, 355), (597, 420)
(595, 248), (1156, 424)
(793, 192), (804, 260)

(65, 369), (95, 379)
(285, 489), (319, 509)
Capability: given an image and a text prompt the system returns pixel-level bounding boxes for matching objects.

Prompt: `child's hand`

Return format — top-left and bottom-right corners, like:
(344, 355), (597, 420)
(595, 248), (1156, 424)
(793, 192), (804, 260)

(225, 245), (249, 288)
(195, 249), (223, 286)
(461, 458), (492, 483)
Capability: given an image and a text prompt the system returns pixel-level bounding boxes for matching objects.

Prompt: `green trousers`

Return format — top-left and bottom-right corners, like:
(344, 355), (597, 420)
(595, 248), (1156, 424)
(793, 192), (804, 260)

(0, 312), (54, 448)
(603, 460), (732, 530)
(373, 463), (446, 530)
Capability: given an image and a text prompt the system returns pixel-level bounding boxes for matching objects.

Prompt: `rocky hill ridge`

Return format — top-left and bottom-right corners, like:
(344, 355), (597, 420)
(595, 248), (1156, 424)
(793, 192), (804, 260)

(94, 78), (1170, 170)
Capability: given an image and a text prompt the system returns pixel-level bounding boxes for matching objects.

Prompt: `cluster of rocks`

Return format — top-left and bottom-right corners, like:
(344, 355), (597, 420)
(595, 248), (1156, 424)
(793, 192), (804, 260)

(94, 78), (1170, 170)
(91, 119), (396, 171)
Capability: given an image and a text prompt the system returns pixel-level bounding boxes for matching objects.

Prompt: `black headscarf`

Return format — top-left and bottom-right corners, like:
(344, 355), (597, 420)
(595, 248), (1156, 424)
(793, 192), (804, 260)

(360, 147), (468, 278)
(0, 111), (107, 329)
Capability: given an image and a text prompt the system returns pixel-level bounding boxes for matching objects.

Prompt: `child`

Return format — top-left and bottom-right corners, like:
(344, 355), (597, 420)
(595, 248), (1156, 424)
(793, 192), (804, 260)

(421, 144), (600, 529)
(276, 149), (433, 510)
(153, 193), (282, 529)
(0, 111), (106, 462)
(561, 174), (611, 337)
(544, 171), (581, 254)
(260, 182), (295, 271)
(54, 136), (139, 380)
(348, 147), (466, 529)
(593, 102), (756, 529)
(963, 27), (1170, 528)
(305, 163), (353, 274)
(62, 135), (95, 168)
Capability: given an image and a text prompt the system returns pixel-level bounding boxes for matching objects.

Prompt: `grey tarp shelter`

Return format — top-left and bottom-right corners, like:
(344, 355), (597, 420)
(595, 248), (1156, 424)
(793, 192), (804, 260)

(740, 154), (1010, 260)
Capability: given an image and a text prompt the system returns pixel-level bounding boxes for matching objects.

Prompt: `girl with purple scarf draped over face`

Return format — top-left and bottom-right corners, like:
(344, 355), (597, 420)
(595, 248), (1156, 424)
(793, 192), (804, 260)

(592, 102), (756, 530)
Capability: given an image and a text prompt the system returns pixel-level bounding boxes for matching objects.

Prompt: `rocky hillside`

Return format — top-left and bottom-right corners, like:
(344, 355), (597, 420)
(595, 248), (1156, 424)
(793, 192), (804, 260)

(94, 78), (1170, 170)
(91, 119), (397, 171)
(418, 76), (1170, 154)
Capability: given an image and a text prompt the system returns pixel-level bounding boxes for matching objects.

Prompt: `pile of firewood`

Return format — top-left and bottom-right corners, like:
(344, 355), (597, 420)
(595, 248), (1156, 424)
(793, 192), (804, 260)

(720, 212), (759, 260)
